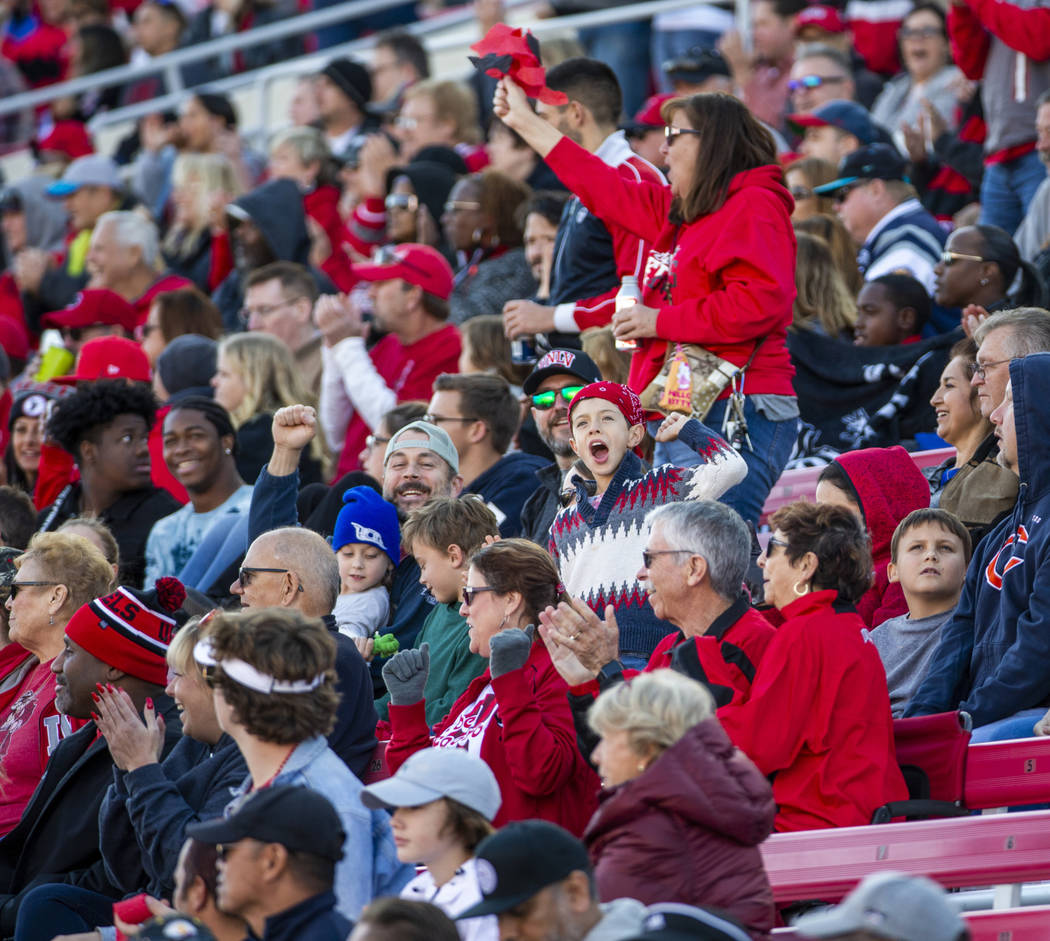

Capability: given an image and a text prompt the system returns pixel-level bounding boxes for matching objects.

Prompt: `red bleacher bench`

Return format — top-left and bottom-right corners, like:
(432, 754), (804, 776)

(362, 740), (390, 784)
(965, 737), (1050, 810)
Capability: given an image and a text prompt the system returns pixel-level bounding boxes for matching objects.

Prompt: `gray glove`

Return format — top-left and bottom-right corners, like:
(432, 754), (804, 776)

(382, 643), (430, 705)
(489, 627), (534, 679)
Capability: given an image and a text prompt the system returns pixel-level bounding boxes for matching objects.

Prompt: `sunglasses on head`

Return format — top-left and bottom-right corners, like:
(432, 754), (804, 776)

(531, 386), (583, 410)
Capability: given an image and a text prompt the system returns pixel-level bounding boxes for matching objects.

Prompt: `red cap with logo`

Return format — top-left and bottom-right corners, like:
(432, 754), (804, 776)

(353, 244), (455, 301)
(36, 121), (95, 160)
(41, 289), (138, 334)
(794, 5), (847, 34)
(54, 336), (151, 385)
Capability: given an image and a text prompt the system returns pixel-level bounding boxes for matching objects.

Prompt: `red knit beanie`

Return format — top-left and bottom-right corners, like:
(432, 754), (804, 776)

(568, 381), (644, 426)
(64, 578), (188, 685)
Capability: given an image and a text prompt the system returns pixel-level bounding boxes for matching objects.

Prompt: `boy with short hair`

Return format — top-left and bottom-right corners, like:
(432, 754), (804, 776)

(549, 381), (746, 666)
(375, 496), (495, 725)
(875, 508), (971, 716)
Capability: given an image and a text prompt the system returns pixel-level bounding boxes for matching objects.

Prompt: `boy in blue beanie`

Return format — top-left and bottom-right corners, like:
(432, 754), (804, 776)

(332, 486), (400, 639)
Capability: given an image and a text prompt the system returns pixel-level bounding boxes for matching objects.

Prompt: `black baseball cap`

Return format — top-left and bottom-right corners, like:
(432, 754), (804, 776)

(186, 786), (346, 862)
(522, 349), (603, 395)
(456, 820), (592, 918)
(623, 905), (751, 941)
(814, 143), (910, 196)
(663, 48), (731, 84)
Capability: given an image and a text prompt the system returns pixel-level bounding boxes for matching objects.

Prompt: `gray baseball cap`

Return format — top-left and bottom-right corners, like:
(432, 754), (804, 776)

(794, 872), (966, 941)
(47, 155), (123, 196)
(360, 747), (502, 820)
(384, 421), (459, 474)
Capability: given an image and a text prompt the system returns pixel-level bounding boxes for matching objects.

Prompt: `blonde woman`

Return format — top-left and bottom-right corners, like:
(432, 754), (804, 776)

(211, 333), (324, 485)
(162, 153), (242, 293)
(791, 232), (857, 341)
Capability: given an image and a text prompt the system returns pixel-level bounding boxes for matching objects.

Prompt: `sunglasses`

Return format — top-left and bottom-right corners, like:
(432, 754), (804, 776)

(641, 549), (695, 568)
(385, 193), (418, 213)
(899, 25), (944, 39)
(531, 386), (583, 410)
(9, 580), (60, 598)
(766, 536), (790, 553)
(939, 250), (986, 266)
(789, 186), (814, 201)
(462, 586), (498, 606)
(788, 74), (846, 92)
(237, 567), (303, 592)
(664, 126), (703, 142)
(832, 181), (868, 204)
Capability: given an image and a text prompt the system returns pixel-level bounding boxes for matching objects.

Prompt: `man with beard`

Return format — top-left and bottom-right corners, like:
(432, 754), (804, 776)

(519, 349), (603, 544)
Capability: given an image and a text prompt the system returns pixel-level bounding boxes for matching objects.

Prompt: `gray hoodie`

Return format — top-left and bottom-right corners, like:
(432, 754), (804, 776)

(584, 898), (650, 941)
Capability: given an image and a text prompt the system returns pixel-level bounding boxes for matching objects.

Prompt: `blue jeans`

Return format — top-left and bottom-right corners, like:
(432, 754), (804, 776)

(578, 21), (652, 118)
(970, 707), (1045, 743)
(15, 884), (115, 941)
(979, 149), (1048, 235)
(649, 399), (799, 525)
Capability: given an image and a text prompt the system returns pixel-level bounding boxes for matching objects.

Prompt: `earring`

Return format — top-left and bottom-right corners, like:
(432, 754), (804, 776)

(471, 227), (484, 245)
(49, 614), (54, 626)
(637, 762), (647, 772)
(792, 580), (809, 597)
(225, 448), (232, 455)
(980, 277), (989, 286)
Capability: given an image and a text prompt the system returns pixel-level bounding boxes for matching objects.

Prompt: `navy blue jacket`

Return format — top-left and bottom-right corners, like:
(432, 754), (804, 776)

(464, 451), (550, 538)
(260, 890), (352, 941)
(906, 354), (1050, 727)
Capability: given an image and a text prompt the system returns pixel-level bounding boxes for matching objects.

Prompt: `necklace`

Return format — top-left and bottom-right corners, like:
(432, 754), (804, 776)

(251, 745), (296, 791)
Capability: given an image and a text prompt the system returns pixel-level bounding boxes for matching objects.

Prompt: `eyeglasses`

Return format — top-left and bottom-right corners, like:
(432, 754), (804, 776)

(832, 181), (868, 204)
(939, 250), (986, 266)
(442, 200), (482, 213)
(789, 186), (814, 201)
(766, 536), (789, 553)
(899, 25), (944, 39)
(462, 586), (498, 606)
(237, 567), (304, 592)
(641, 549), (697, 568)
(423, 412), (478, 425)
(664, 126), (703, 142)
(385, 193), (418, 213)
(531, 386), (584, 410)
(365, 433), (390, 450)
(238, 297), (305, 325)
(9, 580), (60, 598)
(972, 357), (1014, 380)
(788, 74), (846, 92)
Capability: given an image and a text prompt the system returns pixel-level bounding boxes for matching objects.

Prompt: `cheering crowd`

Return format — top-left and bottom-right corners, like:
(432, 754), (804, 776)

(0, 0), (1049, 937)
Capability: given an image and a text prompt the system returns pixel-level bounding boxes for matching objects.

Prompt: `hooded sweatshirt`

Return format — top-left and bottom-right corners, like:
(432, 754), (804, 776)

(585, 719), (775, 939)
(834, 446), (931, 627)
(543, 137), (796, 399)
(8, 176), (69, 256)
(906, 354), (1050, 728)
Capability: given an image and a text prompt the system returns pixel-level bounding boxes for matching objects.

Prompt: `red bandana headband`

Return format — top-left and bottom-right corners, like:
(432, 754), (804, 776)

(568, 381), (644, 426)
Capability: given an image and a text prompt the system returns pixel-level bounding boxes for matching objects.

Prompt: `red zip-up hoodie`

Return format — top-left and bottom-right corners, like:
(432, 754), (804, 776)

(544, 137), (797, 400)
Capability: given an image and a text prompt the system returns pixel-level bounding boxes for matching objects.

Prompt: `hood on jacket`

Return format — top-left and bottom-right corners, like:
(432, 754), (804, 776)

(7, 175), (69, 254)
(725, 164), (794, 220)
(588, 718), (775, 846)
(1009, 353), (1050, 502)
(386, 161), (458, 230)
(835, 445), (930, 563)
(230, 178), (310, 265)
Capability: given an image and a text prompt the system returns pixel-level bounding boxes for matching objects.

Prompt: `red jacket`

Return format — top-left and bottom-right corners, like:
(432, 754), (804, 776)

(544, 137), (796, 400)
(719, 590), (908, 831)
(585, 719), (775, 939)
(386, 640), (599, 836)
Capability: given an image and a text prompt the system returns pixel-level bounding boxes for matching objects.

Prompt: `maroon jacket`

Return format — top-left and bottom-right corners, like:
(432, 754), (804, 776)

(584, 718), (776, 939)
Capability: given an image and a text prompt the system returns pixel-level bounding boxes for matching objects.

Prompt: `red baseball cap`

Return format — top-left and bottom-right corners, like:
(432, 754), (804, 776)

(36, 121), (95, 161)
(627, 93), (676, 131)
(0, 316), (30, 362)
(54, 336), (151, 385)
(353, 244), (454, 301)
(794, 5), (847, 34)
(41, 289), (138, 334)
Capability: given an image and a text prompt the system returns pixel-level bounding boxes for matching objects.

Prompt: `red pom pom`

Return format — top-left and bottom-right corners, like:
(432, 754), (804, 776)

(154, 577), (186, 612)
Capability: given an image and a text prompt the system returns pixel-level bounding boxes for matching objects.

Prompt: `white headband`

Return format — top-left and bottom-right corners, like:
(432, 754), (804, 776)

(193, 638), (325, 695)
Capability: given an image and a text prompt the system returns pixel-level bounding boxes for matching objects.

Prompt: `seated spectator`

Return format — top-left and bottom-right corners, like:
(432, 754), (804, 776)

(230, 521), (379, 777)
(789, 100), (887, 166)
(785, 157), (836, 222)
(926, 338), (1018, 540)
(794, 871), (969, 941)
(361, 747), (500, 940)
(372, 497), (493, 722)
(426, 374), (545, 537)
(488, 119), (566, 192)
(154, 335), (218, 409)
(457, 316), (529, 390)
(0, 532), (113, 835)
(145, 397), (251, 584)
(192, 608), (413, 917)
(124, 0), (185, 103)
(443, 171), (535, 325)
(660, 49), (734, 99)
(720, 502), (909, 830)
(56, 516), (119, 583)
(0, 486), (38, 550)
(395, 80), (486, 170)
(794, 212), (863, 294)
(359, 401), (428, 484)
(585, 670), (775, 936)
(141, 289), (223, 368)
(1015, 91), (1050, 268)
(331, 486), (399, 640)
(907, 354), (1050, 739)
(40, 288), (138, 359)
(154, 837), (248, 940)
(383, 539), (600, 834)
(793, 11), (884, 107)
(85, 211), (194, 326)
(788, 45), (859, 115)
(39, 380), (183, 587)
(815, 447), (930, 627)
(874, 508), (970, 716)
(456, 820), (647, 939)
(870, 5), (961, 146)
(792, 232), (855, 340)
(0, 578), (185, 933)
(186, 785), (350, 937)
(971, 308), (1050, 418)
(620, 95), (674, 171)
(933, 224), (1047, 318)
(243, 262), (323, 392)
(549, 384), (745, 666)
(213, 332), (324, 486)
(317, 57), (381, 160)
(516, 191), (570, 306)
(370, 29), (430, 112)
(354, 898), (462, 941)
(161, 154), (242, 294)
(316, 244), (461, 477)
(853, 274), (931, 347)
(4, 388), (51, 496)
(815, 144), (947, 293)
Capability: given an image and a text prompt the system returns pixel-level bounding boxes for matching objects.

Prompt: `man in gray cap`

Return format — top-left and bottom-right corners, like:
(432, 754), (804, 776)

(794, 871), (970, 941)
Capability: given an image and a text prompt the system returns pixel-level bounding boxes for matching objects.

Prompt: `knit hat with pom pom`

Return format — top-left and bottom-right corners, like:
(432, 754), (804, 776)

(65, 577), (189, 685)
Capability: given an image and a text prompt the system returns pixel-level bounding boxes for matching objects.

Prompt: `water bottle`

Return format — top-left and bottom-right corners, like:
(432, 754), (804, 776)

(614, 275), (642, 351)
(511, 336), (538, 364)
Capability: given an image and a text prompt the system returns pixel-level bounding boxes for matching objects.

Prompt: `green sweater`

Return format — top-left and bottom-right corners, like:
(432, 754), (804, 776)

(376, 601), (488, 726)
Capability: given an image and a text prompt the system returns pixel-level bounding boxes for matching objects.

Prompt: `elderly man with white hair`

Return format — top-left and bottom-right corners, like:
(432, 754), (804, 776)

(86, 210), (194, 325)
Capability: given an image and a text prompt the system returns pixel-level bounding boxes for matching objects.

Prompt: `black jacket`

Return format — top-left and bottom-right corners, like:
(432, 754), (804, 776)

(0, 697), (182, 934)
(520, 463), (564, 546)
(260, 890), (351, 941)
(321, 614), (380, 780)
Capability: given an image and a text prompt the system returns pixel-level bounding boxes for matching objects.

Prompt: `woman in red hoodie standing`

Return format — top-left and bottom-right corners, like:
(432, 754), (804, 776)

(494, 81), (798, 525)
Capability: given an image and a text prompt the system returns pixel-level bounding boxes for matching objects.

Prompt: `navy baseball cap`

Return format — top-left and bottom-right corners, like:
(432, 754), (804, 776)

(813, 143), (910, 196)
(787, 100), (886, 146)
(522, 348), (603, 395)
